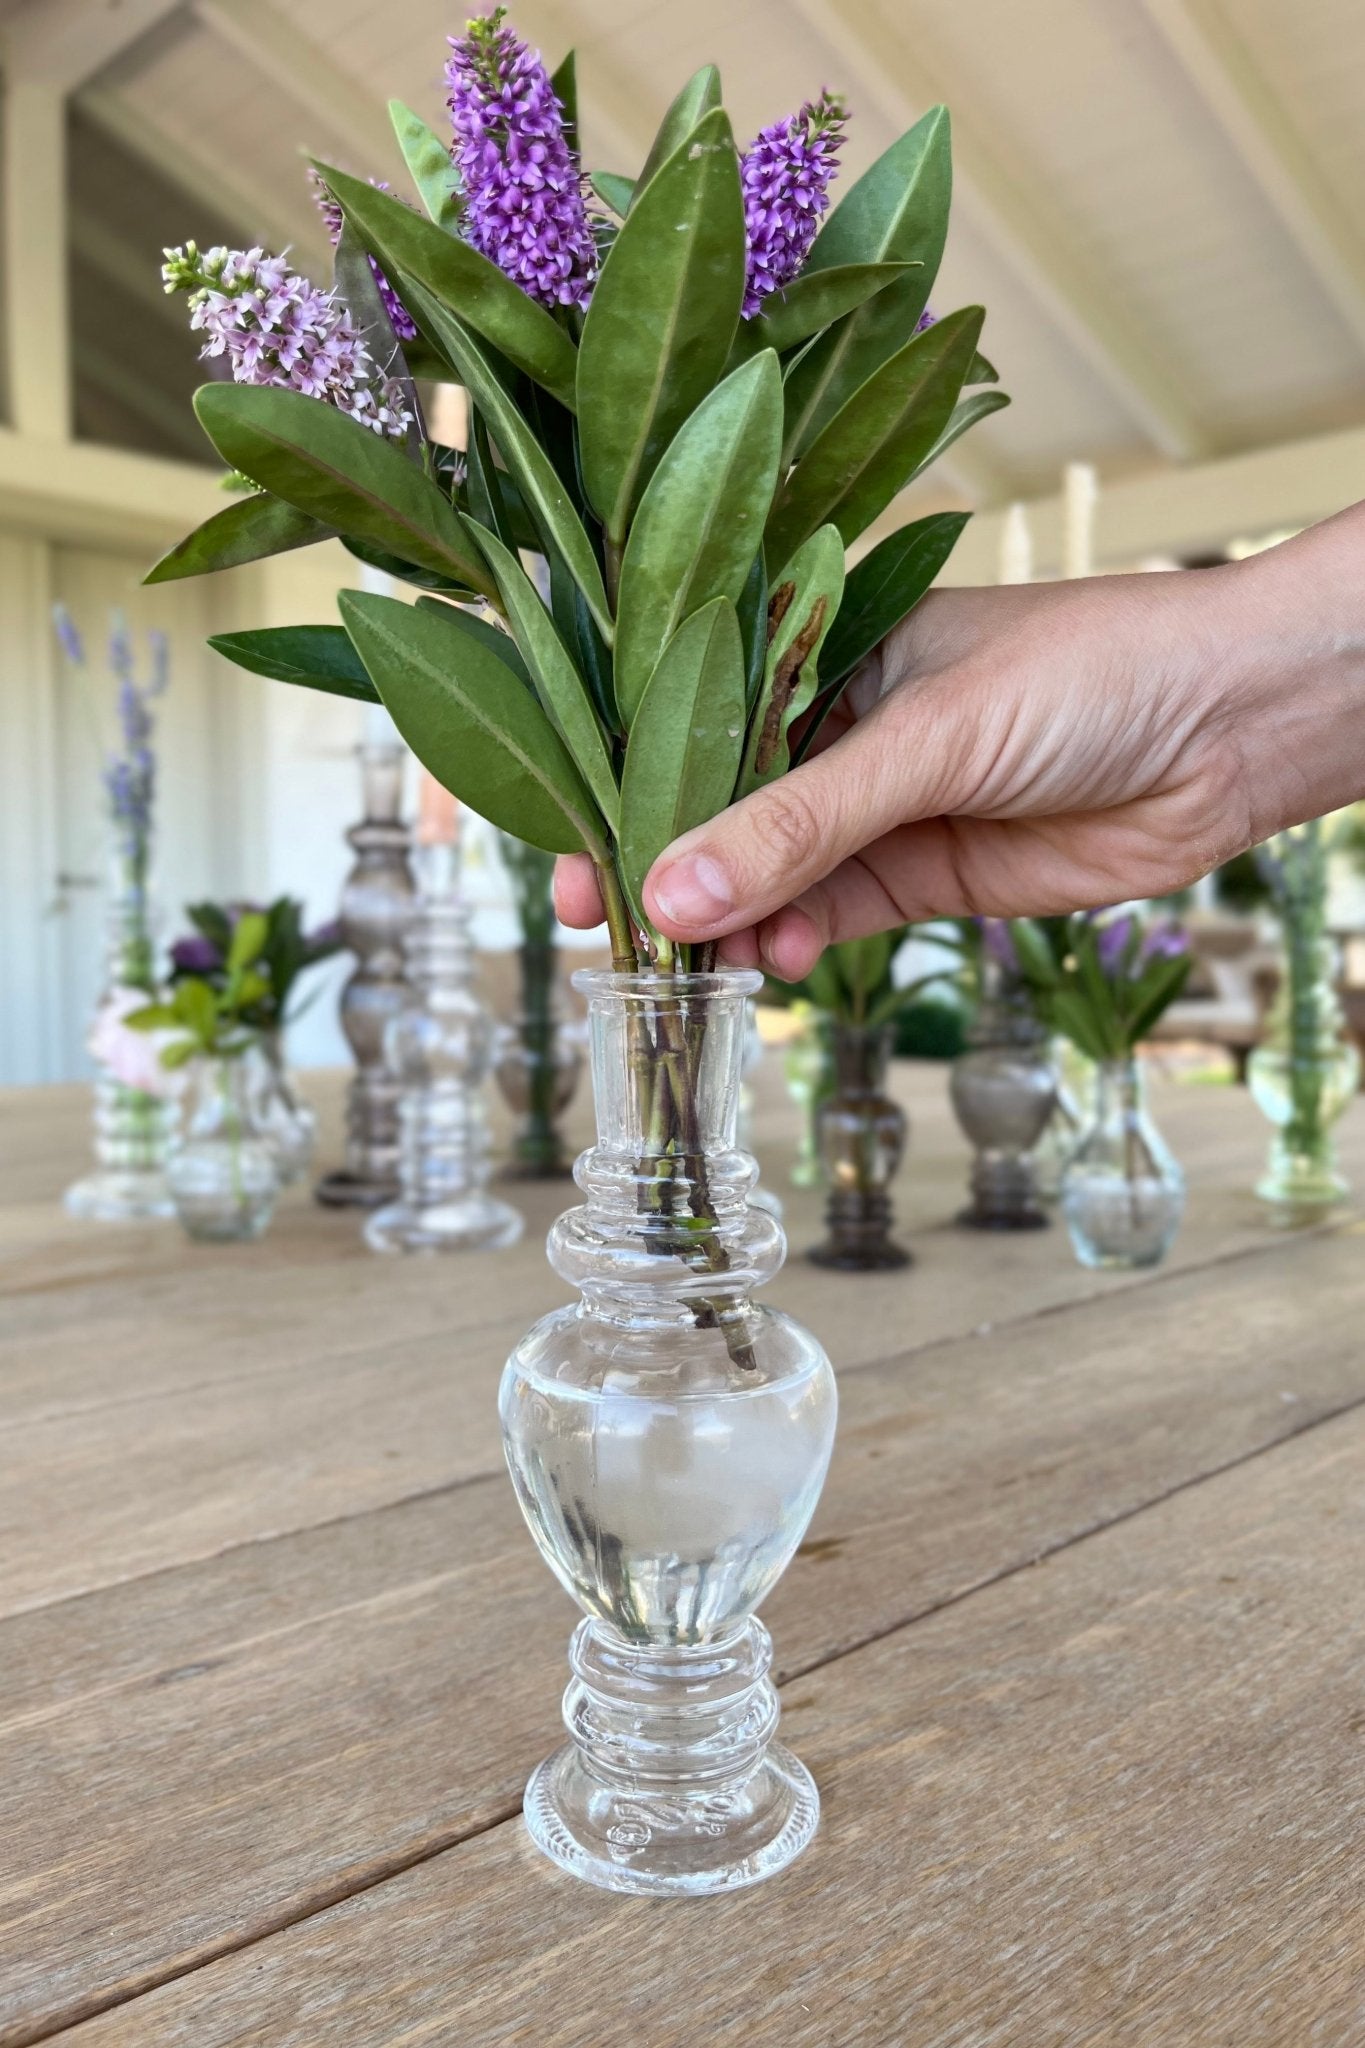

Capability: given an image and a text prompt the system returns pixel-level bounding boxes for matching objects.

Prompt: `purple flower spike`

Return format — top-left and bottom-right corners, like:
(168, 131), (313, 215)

(310, 171), (419, 343)
(1140, 920), (1190, 964)
(171, 935), (223, 974)
(980, 918), (1019, 973)
(53, 604), (85, 667)
(1095, 914), (1137, 977)
(740, 89), (847, 317)
(445, 9), (597, 310)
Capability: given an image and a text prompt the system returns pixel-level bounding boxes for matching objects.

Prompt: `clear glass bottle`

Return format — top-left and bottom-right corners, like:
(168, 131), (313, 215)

(168, 1053), (278, 1243)
(501, 970), (838, 1896)
(1062, 1054), (1185, 1268)
(65, 839), (177, 1222)
(249, 1029), (318, 1184)
(809, 1020), (909, 1270)
(494, 936), (582, 1178)
(316, 743), (416, 1209)
(782, 1003), (834, 1189)
(365, 843), (522, 1254)
(950, 974), (1056, 1229)
(1032, 1036), (1093, 1203)
(1248, 935), (1360, 1217)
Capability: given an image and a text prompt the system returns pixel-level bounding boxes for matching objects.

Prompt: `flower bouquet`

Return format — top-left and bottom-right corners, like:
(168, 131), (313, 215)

(152, 11), (1004, 1894)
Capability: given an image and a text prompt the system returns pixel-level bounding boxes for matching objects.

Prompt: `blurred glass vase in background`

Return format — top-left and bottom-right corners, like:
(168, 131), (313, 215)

(1062, 1054), (1185, 1268)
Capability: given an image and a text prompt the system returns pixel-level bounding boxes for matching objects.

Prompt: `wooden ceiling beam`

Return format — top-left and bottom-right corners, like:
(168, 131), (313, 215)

(1, 0), (184, 94)
(1140, 0), (1365, 352)
(785, 0), (1213, 464)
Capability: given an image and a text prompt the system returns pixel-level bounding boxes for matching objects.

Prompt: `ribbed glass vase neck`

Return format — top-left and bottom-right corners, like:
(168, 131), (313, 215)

(550, 970), (781, 1308)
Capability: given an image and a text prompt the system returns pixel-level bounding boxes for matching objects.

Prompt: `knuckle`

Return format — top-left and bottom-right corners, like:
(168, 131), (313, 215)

(754, 779), (825, 870)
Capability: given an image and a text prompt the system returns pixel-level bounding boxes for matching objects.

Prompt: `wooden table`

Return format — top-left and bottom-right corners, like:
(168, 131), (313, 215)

(4, 1060), (1365, 2047)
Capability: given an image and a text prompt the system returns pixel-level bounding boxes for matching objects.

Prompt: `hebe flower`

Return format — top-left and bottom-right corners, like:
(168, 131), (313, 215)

(445, 8), (597, 309)
(309, 171), (418, 343)
(740, 89), (847, 317)
(161, 242), (413, 441)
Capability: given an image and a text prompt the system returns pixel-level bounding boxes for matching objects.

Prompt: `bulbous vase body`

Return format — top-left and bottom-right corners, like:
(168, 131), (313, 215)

(168, 1055), (278, 1243)
(1062, 1055), (1185, 1269)
(500, 970), (837, 1896)
(950, 984), (1055, 1229)
(809, 1020), (909, 1269)
(1248, 937), (1360, 1218)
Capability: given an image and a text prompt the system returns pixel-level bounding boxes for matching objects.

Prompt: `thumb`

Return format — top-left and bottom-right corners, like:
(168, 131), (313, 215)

(643, 684), (941, 942)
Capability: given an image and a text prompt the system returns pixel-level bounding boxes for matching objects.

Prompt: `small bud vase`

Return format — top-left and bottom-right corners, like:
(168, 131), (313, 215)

(1248, 934), (1360, 1219)
(782, 1004), (834, 1189)
(1032, 1036), (1093, 1203)
(249, 1029), (318, 1184)
(1061, 1054), (1185, 1268)
(950, 976), (1055, 1229)
(168, 1053), (278, 1243)
(808, 1020), (909, 1270)
(500, 969), (838, 1896)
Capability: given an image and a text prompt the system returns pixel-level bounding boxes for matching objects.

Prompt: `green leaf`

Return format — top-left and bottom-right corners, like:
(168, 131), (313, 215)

(208, 625), (381, 704)
(818, 512), (970, 688)
(751, 263), (917, 355)
(577, 106), (746, 543)
(618, 598), (745, 918)
(614, 351), (783, 725)
(636, 65), (722, 197)
(316, 164), (578, 411)
(464, 524), (620, 834)
(910, 387), (1011, 483)
(738, 523), (844, 796)
(765, 306), (984, 566)
(402, 282), (613, 643)
(590, 171), (635, 217)
(550, 50), (578, 158)
(193, 383), (498, 602)
(159, 1038), (200, 1071)
(968, 350), (998, 384)
(123, 1003), (179, 1031)
(1008, 918), (1064, 991)
(389, 100), (463, 231)
(736, 549), (768, 715)
(227, 910), (269, 975)
(340, 535), (480, 598)
(144, 492), (328, 586)
(784, 106), (952, 461)
(412, 598), (533, 691)
(1126, 953), (1193, 1048)
(339, 590), (605, 857)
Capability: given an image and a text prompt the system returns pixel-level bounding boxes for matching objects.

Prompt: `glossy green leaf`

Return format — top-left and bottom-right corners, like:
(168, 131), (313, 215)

(469, 523), (621, 833)
(144, 492), (328, 586)
(316, 164), (578, 411)
(340, 535), (480, 598)
(403, 281), (613, 643)
(590, 172), (635, 217)
(339, 590), (605, 857)
(968, 350), (998, 385)
(784, 107), (952, 461)
(909, 387), (1011, 485)
(751, 263), (917, 355)
(736, 549), (768, 715)
(820, 512), (971, 686)
(193, 383), (498, 601)
(208, 625), (380, 703)
(577, 107), (746, 543)
(636, 65), (721, 197)
(550, 51), (578, 158)
(765, 306), (984, 566)
(614, 350), (782, 725)
(389, 100), (463, 231)
(412, 597), (533, 691)
(618, 598), (745, 918)
(739, 523), (844, 797)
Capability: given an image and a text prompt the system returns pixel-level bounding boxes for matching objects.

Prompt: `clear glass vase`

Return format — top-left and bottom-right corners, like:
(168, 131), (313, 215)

(494, 937), (582, 1178)
(249, 1029), (318, 1184)
(782, 1003), (834, 1189)
(1032, 1036), (1093, 1203)
(168, 1054), (279, 1243)
(949, 976), (1056, 1229)
(1248, 934), (1360, 1218)
(65, 840), (177, 1223)
(809, 1020), (909, 1270)
(500, 969), (838, 1896)
(1062, 1055), (1185, 1269)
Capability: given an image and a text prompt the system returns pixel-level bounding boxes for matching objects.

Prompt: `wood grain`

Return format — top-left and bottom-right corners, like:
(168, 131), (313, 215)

(4, 1225), (1365, 2042)
(46, 1395), (1365, 2048)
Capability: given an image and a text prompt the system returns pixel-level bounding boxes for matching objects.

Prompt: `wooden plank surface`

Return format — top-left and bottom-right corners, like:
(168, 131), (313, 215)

(3, 1063), (1363, 2045)
(44, 1391), (1365, 2047)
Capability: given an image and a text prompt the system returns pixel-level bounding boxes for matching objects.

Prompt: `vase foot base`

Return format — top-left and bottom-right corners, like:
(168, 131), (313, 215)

(955, 1205), (1050, 1232)
(64, 1170), (175, 1223)
(363, 1193), (523, 1254)
(807, 1240), (910, 1271)
(314, 1170), (399, 1210)
(522, 1738), (820, 1896)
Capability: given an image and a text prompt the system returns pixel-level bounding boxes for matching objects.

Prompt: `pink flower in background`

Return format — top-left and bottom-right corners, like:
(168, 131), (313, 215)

(88, 988), (183, 1100)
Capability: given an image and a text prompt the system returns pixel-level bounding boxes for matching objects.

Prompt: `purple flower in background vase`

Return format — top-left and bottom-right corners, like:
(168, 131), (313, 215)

(309, 170), (419, 343)
(161, 243), (414, 440)
(170, 935), (223, 974)
(1095, 914), (1137, 978)
(1140, 920), (1190, 965)
(445, 9), (597, 310)
(740, 90), (847, 316)
(54, 607), (169, 881)
(305, 919), (344, 957)
(980, 917), (1020, 973)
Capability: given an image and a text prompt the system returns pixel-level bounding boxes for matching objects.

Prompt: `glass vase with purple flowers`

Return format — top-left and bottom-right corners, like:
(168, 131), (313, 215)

(56, 610), (180, 1223)
(1013, 912), (1193, 1269)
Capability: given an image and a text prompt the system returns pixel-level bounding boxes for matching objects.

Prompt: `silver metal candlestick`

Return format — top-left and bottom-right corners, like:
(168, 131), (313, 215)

(365, 839), (523, 1254)
(316, 743), (417, 1209)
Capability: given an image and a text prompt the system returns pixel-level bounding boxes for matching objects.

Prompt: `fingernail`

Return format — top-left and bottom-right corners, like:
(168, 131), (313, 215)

(649, 853), (734, 930)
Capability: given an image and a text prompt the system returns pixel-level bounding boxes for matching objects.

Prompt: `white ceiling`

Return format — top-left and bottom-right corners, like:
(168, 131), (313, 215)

(26, 0), (1365, 506)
